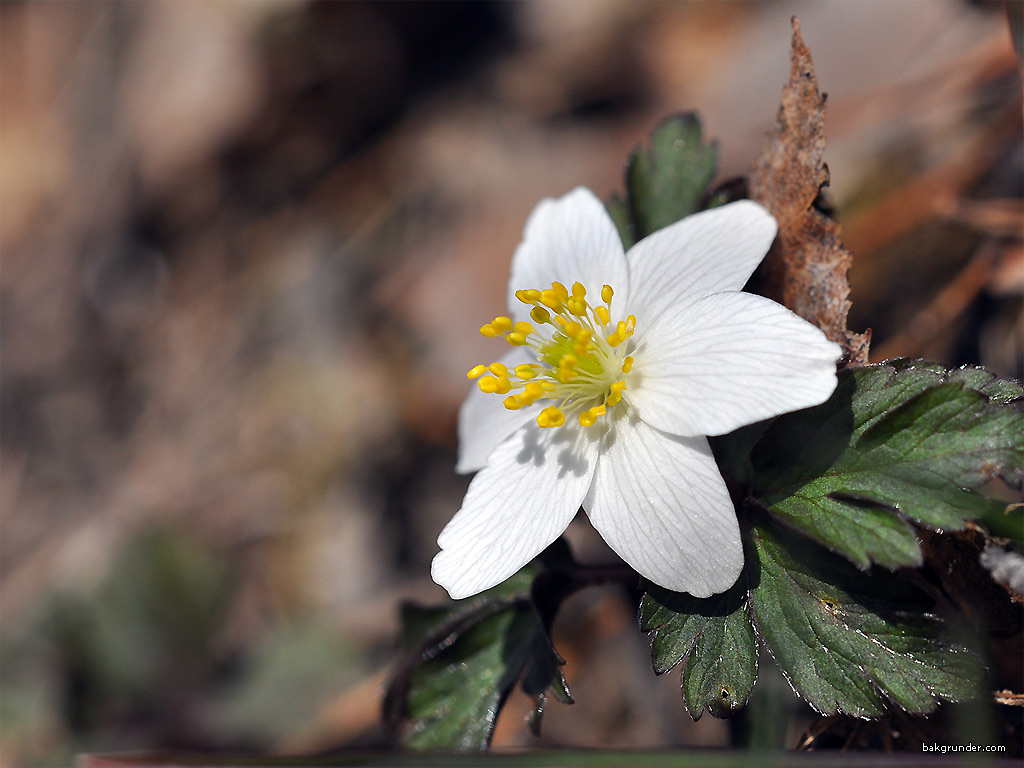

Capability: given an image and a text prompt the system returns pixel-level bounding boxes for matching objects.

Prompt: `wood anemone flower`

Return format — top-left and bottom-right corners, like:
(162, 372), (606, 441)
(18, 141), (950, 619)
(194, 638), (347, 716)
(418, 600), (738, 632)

(433, 188), (841, 599)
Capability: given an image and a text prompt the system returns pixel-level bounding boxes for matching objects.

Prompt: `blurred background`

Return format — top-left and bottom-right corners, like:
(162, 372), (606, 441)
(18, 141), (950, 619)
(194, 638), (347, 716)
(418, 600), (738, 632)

(1, 0), (1021, 763)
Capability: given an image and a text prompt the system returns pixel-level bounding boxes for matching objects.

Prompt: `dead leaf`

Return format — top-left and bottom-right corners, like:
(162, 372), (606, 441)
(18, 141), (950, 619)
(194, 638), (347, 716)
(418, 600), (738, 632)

(749, 17), (871, 367)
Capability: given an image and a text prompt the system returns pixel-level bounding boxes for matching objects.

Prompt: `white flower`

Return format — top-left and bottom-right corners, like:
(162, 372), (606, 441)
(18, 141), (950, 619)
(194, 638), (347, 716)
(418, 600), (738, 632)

(432, 188), (841, 599)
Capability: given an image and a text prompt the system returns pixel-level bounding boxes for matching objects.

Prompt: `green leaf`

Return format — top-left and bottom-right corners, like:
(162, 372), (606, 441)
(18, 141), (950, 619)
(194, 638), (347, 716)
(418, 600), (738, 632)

(748, 521), (985, 718)
(948, 365), (1024, 405)
(640, 581), (756, 720)
(750, 362), (1024, 569)
(610, 114), (718, 249)
(385, 569), (571, 751)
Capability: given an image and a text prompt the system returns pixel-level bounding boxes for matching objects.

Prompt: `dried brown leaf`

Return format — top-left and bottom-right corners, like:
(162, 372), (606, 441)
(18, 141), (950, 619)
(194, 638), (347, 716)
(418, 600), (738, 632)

(749, 17), (871, 367)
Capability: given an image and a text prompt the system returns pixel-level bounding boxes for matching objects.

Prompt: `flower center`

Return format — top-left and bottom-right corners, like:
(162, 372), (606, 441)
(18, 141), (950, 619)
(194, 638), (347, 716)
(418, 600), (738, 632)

(467, 281), (636, 429)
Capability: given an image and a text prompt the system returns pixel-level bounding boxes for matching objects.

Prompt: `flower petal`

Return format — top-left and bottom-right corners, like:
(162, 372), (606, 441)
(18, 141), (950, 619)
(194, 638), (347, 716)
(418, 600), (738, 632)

(629, 291), (841, 437)
(433, 423), (598, 599)
(507, 187), (629, 320)
(584, 412), (742, 597)
(625, 200), (777, 329)
(457, 349), (539, 474)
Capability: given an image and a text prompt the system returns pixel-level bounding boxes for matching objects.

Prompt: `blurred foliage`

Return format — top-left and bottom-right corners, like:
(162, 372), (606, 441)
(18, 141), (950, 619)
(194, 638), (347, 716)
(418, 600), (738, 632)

(1, 529), (366, 763)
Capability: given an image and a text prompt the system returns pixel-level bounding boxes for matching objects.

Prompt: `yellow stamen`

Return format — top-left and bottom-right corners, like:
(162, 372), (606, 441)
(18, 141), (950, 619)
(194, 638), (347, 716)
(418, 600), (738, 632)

(578, 404), (606, 428)
(540, 290), (564, 310)
(523, 382), (545, 401)
(515, 364), (537, 379)
(531, 306), (551, 324)
(567, 297), (588, 316)
(606, 380), (627, 406)
(537, 405), (565, 428)
(474, 279), (636, 430)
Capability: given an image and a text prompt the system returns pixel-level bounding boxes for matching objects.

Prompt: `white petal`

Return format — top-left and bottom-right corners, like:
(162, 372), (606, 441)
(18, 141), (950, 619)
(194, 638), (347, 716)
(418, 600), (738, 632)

(433, 423), (599, 599)
(625, 201), (777, 330)
(507, 187), (629, 320)
(629, 291), (841, 437)
(584, 412), (741, 597)
(456, 348), (538, 474)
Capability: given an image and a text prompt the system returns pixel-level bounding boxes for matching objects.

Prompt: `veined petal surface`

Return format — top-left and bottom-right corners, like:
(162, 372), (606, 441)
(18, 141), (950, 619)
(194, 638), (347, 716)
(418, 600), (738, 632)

(433, 423), (598, 599)
(507, 187), (629, 320)
(584, 412), (742, 597)
(625, 201), (777, 329)
(629, 291), (841, 437)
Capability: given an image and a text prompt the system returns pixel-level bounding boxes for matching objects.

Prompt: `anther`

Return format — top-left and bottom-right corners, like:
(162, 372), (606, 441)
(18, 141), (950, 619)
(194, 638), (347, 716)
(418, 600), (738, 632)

(537, 406), (565, 429)
(489, 362), (509, 376)
(567, 297), (587, 316)
(480, 324), (500, 338)
(578, 404), (606, 428)
(513, 321), (534, 335)
(606, 380), (627, 406)
(492, 317), (513, 331)
(540, 290), (563, 310)
(621, 356), (634, 374)
(514, 364), (537, 379)
(503, 395), (523, 410)
(530, 306), (551, 324)
(601, 285), (614, 304)
(467, 364), (487, 379)
(506, 332), (528, 346)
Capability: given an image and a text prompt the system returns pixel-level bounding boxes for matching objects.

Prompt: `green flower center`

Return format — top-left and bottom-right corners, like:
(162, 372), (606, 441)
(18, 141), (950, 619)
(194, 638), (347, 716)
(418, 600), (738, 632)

(468, 280), (635, 429)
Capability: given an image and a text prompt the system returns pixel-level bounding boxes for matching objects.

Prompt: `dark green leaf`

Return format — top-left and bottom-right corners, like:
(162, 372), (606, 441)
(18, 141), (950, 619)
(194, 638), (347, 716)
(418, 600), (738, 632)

(748, 521), (985, 717)
(614, 114), (718, 247)
(948, 365), (1024, 405)
(640, 581), (756, 720)
(750, 362), (1024, 569)
(386, 569), (570, 751)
